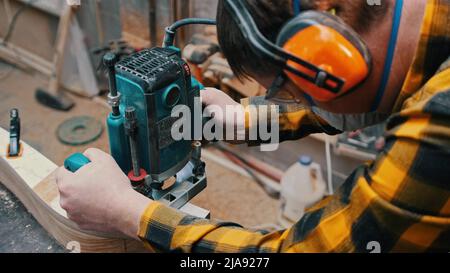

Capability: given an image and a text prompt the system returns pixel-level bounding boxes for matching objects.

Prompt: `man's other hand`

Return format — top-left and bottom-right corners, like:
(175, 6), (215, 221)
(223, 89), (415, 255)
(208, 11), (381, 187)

(201, 88), (246, 143)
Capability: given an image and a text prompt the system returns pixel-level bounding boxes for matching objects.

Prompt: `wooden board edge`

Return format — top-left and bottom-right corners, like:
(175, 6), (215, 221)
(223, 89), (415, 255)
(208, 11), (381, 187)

(0, 127), (147, 252)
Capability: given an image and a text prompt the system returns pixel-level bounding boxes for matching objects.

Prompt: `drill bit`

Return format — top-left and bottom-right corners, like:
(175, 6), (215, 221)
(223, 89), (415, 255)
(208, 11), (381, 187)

(124, 107), (141, 178)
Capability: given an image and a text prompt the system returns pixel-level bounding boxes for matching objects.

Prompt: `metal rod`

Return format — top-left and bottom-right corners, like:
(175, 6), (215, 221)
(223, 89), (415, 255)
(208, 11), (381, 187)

(129, 136), (140, 177)
(103, 52), (120, 116)
(125, 107), (140, 177)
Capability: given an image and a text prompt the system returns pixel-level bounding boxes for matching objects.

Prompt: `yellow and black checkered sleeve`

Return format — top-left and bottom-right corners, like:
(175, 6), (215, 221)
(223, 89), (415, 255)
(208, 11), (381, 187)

(241, 96), (342, 145)
(137, 0), (450, 253)
(137, 66), (450, 253)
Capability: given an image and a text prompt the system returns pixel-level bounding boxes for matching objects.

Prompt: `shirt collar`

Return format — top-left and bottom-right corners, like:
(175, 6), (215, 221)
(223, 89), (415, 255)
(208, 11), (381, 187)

(393, 0), (450, 112)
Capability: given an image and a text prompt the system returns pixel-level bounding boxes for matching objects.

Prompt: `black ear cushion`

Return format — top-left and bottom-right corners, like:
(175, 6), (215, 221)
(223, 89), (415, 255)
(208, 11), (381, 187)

(277, 10), (372, 66)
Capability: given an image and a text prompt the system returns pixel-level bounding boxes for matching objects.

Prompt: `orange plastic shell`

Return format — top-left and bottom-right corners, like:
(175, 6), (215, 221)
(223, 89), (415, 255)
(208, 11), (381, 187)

(283, 24), (369, 102)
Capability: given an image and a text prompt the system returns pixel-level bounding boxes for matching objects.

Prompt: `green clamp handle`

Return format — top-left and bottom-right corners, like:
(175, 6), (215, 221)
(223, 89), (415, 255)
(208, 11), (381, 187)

(64, 153), (91, 173)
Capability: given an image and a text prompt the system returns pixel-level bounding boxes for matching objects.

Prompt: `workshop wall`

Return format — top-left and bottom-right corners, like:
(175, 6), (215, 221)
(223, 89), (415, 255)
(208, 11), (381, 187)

(0, 0), (122, 74)
(1, 0), (217, 69)
(0, 0), (59, 62)
(120, 0), (218, 48)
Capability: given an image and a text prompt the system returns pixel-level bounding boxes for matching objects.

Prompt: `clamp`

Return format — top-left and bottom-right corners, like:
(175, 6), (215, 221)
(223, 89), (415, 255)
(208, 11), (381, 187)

(8, 109), (21, 157)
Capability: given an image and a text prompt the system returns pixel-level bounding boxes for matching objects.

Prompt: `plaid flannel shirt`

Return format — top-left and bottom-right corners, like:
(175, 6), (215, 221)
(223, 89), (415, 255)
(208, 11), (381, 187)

(138, 0), (450, 252)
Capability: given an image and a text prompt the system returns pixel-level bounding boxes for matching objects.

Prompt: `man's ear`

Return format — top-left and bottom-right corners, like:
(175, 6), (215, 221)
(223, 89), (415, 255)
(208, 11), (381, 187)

(307, 0), (379, 34)
(309, 0), (337, 12)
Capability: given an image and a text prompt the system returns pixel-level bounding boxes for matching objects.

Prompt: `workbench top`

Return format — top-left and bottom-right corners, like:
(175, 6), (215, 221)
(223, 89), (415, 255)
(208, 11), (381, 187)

(0, 183), (65, 253)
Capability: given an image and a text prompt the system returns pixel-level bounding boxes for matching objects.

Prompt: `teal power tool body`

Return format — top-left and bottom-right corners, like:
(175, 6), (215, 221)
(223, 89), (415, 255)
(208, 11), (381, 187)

(65, 18), (216, 209)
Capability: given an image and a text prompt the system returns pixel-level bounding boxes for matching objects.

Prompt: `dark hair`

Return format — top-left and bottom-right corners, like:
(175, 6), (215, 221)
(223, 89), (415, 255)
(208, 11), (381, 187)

(216, 0), (389, 79)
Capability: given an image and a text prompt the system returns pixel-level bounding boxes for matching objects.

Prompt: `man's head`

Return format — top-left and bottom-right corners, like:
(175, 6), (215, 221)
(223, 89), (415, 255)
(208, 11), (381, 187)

(216, 0), (424, 114)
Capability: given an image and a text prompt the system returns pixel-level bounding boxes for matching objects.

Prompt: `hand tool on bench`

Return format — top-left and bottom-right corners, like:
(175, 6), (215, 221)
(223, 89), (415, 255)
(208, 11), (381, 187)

(7, 108), (21, 157)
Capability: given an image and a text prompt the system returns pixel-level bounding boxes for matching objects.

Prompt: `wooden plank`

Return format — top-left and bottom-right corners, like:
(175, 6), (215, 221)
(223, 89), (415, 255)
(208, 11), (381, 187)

(0, 127), (143, 252)
(61, 14), (99, 97)
(0, 127), (207, 252)
(45, 4), (74, 96)
(16, 0), (65, 16)
(0, 38), (53, 75)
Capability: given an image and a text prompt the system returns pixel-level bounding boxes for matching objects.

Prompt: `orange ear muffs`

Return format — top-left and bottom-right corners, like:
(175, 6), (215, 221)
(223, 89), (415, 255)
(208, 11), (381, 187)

(277, 11), (372, 102)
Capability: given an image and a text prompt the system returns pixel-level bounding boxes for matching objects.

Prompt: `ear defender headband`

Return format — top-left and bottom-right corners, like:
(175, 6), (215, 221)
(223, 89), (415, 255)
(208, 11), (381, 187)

(224, 0), (403, 107)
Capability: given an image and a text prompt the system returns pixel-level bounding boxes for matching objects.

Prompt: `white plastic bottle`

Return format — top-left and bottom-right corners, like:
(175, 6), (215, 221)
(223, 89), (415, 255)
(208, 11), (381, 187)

(279, 155), (326, 228)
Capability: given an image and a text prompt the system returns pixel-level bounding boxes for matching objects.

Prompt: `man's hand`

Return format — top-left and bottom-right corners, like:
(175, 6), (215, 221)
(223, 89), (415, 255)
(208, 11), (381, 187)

(56, 148), (151, 239)
(201, 88), (246, 142)
(202, 87), (242, 111)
